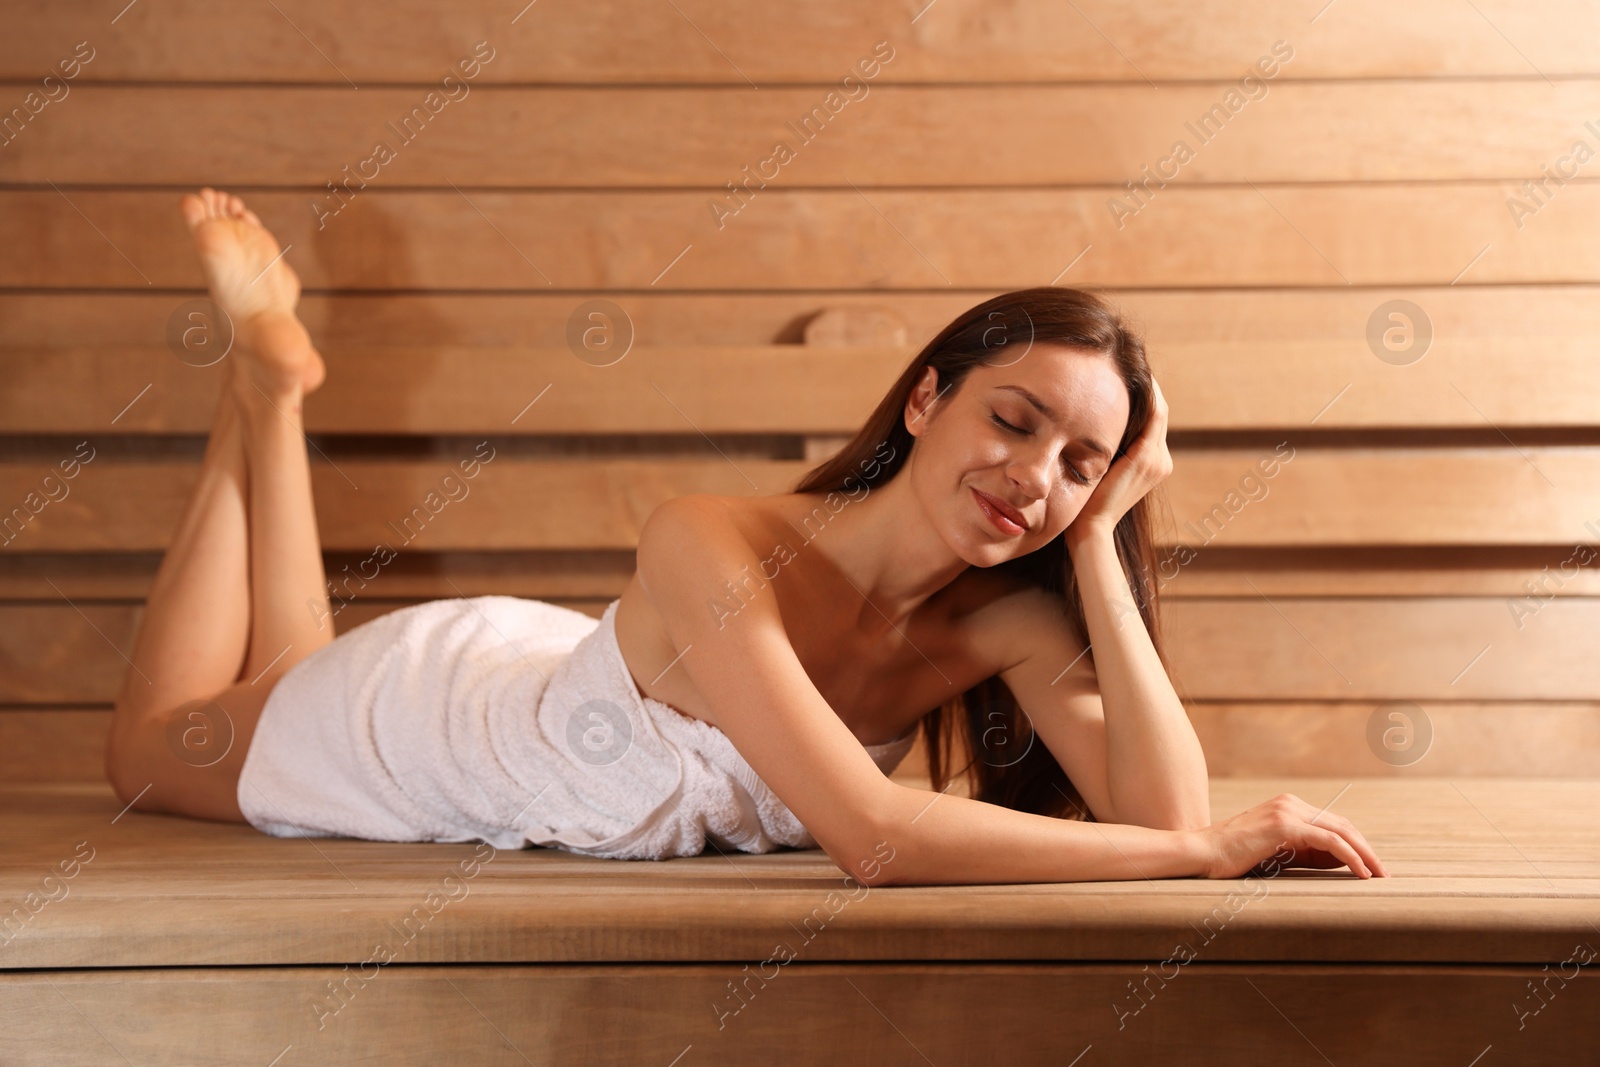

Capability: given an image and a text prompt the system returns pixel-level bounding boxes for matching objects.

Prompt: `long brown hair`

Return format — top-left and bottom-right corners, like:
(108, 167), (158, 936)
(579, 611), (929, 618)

(792, 286), (1166, 822)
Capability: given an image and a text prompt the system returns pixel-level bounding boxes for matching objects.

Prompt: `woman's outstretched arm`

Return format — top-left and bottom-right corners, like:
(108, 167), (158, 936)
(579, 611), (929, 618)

(866, 780), (1206, 886)
(867, 779), (1384, 887)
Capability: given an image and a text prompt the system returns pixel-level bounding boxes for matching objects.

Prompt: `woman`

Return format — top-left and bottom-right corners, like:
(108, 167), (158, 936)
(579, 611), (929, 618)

(106, 187), (1387, 885)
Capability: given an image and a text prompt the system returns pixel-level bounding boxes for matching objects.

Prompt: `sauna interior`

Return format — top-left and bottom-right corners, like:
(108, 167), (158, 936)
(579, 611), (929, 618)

(2, 2), (1598, 1064)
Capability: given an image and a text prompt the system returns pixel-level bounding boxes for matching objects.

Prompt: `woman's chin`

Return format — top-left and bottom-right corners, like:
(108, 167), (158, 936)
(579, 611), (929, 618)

(959, 537), (1013, 568)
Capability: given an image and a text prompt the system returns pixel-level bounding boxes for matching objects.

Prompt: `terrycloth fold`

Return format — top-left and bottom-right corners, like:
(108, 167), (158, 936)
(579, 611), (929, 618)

(236, 596), (916, 860)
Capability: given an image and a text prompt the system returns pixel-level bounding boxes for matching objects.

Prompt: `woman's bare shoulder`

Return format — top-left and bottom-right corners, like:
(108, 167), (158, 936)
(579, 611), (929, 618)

(634, 494), (796, 612)
(945, 565), (1081, 677)
(641, 493), (776, 553)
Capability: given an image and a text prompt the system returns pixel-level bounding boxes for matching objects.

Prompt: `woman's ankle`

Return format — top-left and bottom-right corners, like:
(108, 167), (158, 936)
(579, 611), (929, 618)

(239, 310), (312, 361)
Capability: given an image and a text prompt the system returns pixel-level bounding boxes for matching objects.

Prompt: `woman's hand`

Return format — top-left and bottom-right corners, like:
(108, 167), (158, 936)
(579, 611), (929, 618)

(1194, 793), (1390, 879)
(1067, 378), (1172, 543)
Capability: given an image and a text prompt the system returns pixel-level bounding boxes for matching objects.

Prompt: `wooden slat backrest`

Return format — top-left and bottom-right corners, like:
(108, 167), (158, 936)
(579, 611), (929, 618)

(5, 338), (1600, 433)
(5, 1), (1599, 82)
(1, 1), (1596, 782)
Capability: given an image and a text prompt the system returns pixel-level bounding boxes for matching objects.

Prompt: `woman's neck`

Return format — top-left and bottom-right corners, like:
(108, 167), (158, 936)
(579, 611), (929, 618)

(778, 471), (970, 637)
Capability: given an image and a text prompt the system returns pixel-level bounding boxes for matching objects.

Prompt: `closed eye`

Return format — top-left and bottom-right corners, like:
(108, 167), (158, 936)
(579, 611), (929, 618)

(990, 413), (1092, 486)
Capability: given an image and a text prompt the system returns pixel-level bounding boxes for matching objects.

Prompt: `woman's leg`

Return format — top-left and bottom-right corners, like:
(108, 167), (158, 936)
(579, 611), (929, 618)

(106, 187), (332, 823)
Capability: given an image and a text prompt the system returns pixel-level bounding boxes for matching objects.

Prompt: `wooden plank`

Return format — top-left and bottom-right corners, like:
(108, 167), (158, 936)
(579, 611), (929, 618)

(2, 961), (1595, 1066)
(0, 550), (639, 601)
(0, 710), (108, 783)
(1156, 448), (1600, 548)
(9, 704), (1598, 784)
(8, 82), (1600, 186)
(0, 550), (630, 601)
(5, 186), (1600, 290)
(10, 546), (1600, 602)
(1189, 701), (1600, 777)
(1162, 597), (1600, 702)
(1152, 546), (1600, 598)
(7, 596), (1600, 704)
(8, 335), (1600, 433)
(1, 345), (902, 435)
(0, 458), (798, 553)
(3, 287), (1595, 352)
(0, 600), (606, 704)
(5, 449), (1598, 553)
(3, 0), (1597, 82)
(1, 778), (1596, 970)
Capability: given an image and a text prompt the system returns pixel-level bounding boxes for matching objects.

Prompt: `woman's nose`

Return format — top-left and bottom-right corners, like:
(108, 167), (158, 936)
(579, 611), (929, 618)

(1007, 447), (1054, 498)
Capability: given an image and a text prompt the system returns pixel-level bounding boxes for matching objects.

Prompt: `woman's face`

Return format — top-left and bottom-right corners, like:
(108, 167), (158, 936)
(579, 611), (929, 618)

(902, 344), (1132, 565)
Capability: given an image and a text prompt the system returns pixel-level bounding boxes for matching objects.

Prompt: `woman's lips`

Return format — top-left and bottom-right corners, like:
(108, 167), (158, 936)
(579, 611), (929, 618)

(972, 487), (1027, 535)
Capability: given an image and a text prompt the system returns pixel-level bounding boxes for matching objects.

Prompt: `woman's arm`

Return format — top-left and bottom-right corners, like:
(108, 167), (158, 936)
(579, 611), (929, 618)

(874, 776), (1384, 885)
(1064, 522), (1211, 831)
(868, 780), (1207, 886)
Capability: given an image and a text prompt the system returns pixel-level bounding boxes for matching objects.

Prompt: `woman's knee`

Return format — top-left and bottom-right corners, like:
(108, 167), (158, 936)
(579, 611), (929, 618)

(103, 696), (245, 818)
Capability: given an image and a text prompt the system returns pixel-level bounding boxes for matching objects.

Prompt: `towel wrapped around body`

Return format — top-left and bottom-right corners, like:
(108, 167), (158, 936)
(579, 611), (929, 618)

(236, 596), (915, 860)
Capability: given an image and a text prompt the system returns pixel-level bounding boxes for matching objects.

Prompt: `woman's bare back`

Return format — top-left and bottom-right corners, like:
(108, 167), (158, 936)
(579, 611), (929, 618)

(612, 491), (1024, 748)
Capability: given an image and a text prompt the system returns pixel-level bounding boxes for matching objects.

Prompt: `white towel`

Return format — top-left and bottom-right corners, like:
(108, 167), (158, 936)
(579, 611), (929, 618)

(236, 596), (915, 860)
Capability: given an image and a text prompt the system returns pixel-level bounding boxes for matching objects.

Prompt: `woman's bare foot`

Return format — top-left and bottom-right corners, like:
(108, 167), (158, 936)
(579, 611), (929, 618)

(179, 187), (326, 397)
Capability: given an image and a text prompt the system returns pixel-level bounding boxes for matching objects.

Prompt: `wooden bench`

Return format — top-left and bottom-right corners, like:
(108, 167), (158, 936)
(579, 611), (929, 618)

(3, 779), (1597, 1063)
(4, 2), (1600, 1062)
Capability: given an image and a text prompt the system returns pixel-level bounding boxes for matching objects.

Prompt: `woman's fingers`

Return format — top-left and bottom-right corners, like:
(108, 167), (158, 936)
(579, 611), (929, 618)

(1296, 801), (1390, 878)
(1303, 825), (1372, 878)
(1325, 816), (1388, 877)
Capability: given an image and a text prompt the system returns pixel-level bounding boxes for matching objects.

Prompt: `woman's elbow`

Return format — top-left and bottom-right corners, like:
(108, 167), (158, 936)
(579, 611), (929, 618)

(818, 797), (907, 887)
(843, 835), (902, 887)
(1149, 803), (1211, 834)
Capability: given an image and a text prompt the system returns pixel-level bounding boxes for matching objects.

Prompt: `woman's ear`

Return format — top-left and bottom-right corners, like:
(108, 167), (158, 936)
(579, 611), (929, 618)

(904, 366), (940, 438)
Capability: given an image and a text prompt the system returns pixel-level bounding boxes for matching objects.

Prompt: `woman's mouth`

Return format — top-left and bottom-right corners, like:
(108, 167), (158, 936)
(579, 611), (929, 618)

(972, 487), (1027, 535)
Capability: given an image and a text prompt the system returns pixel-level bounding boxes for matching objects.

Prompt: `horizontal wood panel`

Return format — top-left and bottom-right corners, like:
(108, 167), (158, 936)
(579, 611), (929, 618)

(0, 458), (798, 552)
(3, 0), (1597, 82)
(8, 83), (1600, 185)
(4, 450), (1597, 552)
(0, 710), (107, 783)
(8, 336), (1600, 433)
(4, 346), (901, 435)
(1164, 597), (1600, 702)
(6, 596), (1598, 704)
(1190, 701), (1600, 777)
(9, 546), (1600, 601)
(3, 778), (1597, 969)
(3, 962), (1594, 1066)
(4, 187), (1599, 290)
(3, 288), (1594, 351)
(0, 550), (638, 600)
(9, 703), (1597, 784)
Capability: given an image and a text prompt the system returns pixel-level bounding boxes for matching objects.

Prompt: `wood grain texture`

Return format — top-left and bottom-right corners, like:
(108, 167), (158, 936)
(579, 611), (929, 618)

(3, 287), (1596, 350)
(3, 962), (1595, 1066)
(3, 0), (1597, 82)
(10, 546), (1600, 602)
(7, 335), (1600, 433)
(4, 187), (1597, 290)
(0, 779), (1595, 971)
(5, 449), (1598, 552)
(7, 82), (1600, 186)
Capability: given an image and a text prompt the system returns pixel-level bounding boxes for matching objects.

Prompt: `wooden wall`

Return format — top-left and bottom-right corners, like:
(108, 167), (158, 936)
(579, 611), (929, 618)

(2, 0), (1598, 784)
